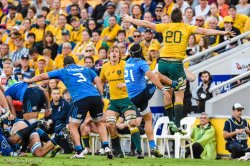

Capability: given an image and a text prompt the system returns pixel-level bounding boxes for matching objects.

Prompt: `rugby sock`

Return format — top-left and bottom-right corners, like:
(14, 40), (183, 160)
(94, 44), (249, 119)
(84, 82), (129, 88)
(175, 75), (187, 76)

(82, 136), (90, 148)
(130, 127), (142, 153)
(149, 140), (156, 149)
(36, 128), (50, 142)
(51, 135), (60, 145)
(111, 134), (122, 153)
(102, 141), (109, 149)
(75, 145), (84, 154)
(15, 121), (39, 140)
(164, 104), (174, 122)
(174, 104), (183, 127)
(171, 81), (178, 89)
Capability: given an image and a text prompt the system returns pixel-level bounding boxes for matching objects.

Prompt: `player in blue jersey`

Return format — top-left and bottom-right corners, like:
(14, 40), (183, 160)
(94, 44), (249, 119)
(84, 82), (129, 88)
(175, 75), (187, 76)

(24, 56), (113, 159)
(125, 44), (182, 157)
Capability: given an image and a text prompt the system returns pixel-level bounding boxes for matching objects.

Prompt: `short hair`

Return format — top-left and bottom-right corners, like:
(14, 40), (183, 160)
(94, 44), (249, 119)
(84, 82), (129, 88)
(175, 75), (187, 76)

(3, 61), (13, 68)
(29, 47), (39, 55)
(41, 6), (50, 14)
(171, 8), (183, 23)
(117, 30), (126, 36)
(109, 15), (117, 21)
(185, 7), (193, 13)
(37, 15), (45, 19)
(62, 89), (69, 95)
(98, 47), (107, 53)
(92, 30), (101, 36)
(84, 56), (94, 63)
(133, 30), (141, 35)
(70, 4), (79, 9)
(27, 32), (36, 39)
(62, 42), (72, 49)
(200, 112), (209, 119)
(28, 6), (37, 14)
(63, 56), (76, 66)
(51, 87), (60, 92)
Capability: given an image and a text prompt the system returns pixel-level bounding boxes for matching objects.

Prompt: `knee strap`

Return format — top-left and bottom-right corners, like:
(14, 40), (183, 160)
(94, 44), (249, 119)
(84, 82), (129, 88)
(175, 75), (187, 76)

(106, 116), (117, 123)
(125, 114), (137, 126)
(31, 142), (42, 154)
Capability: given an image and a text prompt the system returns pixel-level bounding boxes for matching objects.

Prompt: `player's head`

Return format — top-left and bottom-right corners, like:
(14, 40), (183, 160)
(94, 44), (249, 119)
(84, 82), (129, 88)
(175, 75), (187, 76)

(171, 8), (183, 23)
(129, 44), (145, 60)
(64, 56), (76, 67)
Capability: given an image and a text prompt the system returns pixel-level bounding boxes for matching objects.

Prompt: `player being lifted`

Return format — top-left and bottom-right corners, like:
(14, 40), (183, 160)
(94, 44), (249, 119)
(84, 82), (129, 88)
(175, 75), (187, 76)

(125, 44), (182, 157)
(25, 56), (113, 159)
(122, 8), (234, 127)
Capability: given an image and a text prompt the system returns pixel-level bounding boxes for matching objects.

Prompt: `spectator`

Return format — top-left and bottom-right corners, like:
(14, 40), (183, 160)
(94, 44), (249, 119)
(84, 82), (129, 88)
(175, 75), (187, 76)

(217, 0), (229, 17)
(10, 33), (29, 66)
(154, 4), (163, 23)
(26, 6), (37, 25)
(192, 71), (215, 113)
(81, 56), (99, 75)
(42, 48), (54, 72)
(92, 0), (110, 26)
(131, 4), (143, 20)
(78, 45), (98, 65)
(103, 2), (121, 28)
(117, 43), (127, 60)
(31, 0), (48, 15)
(78, 0), (94, 17)
(1, 5), (23, 31)
(30, 15), (54, 42)
(206, 17), (220, 46)
(70, 17), (84, 43)
(195, 0), (210, 17)
(46, 0), (68, 27)
(53, 42), (79, 69)
(17, 0), (31, 18)
(228, 5), (248, 33)
(24, 33), (38, 49)
(195, 15), (205, 27)
(38, 31), (59, 60)
(141, 0), (157, 17)
(53, 14), (72, 45)
(218, 16), (241, 52)
(95, 47), (108, 74)
(122, 20), (136, 42)
(35, 57), (47, 76)
(73, 30), (91, 58)
(236, 0), (250, 16)
(205, 3), (223, 28)
(101, 16), (122, 47)
(114, 30), (129, 48)
(183, 7), (195, 25)
(58, 30), (76, 54)
(86, 19), (100, 36)
(91, 30), (104, 53)
(121, 2), (130, 15)
(14, 54), (35, 79)
(79, 8), (88, 26)
(28, 47), (42, 70)
(174, 0), (190, 14)
(223, 103), (250, 160)
(66, 4), (80, 24)
(0, 61), (18, 92)
(140, 28), (161, 60)
(161, 13), (171, 23)
(163, 0), (175, 16)
(22, 18), (32, 41)
(41, 6), (50, 19)
(62, 88), (72, 104)
(189, 112), (216, 159)
(186, 34), (198, 58)
(0, 44), (10, 60)
(147, 44), (159, 71)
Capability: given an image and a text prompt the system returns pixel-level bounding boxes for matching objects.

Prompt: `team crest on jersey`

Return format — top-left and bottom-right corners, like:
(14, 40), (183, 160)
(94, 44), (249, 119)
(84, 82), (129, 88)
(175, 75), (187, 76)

(117, 70), (122, 75)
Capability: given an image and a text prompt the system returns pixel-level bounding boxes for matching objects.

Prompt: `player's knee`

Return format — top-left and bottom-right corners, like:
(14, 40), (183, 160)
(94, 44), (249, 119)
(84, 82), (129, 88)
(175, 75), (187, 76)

(143, 112), (152, 121)
(106, 116), (116, 129)
(125, 113), (137, 127)
(31, 142), (42, 157)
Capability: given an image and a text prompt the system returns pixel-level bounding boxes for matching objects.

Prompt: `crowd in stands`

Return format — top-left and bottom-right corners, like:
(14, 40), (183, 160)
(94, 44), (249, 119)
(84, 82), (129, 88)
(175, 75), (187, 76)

(0, 0), (250, 159)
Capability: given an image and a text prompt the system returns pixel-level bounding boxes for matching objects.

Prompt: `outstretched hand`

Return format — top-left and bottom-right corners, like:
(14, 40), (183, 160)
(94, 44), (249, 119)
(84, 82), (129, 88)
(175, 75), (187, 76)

(23, 78), (31, 83)
(224, 31), (236, 37)
(121, 13), (133, 22)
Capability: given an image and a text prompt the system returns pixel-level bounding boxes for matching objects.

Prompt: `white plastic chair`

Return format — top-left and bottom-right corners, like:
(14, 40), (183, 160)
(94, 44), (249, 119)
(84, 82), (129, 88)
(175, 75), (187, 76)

(153, 116), (172, 158)
(89, 132), (100, 155)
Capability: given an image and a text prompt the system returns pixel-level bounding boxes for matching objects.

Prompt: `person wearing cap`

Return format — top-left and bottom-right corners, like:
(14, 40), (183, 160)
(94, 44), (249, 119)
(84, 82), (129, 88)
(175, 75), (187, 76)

(122, 8), (234, 128)
(228, 5), (248, 33)
(163, 0), (175, 16)
(14, 54), (35, 79)
(103, 2), (121, 28)
(101, 16), (122, 47)
(189, 112), (216, 159)
(53, 14), (73, 45)
(46, 0), (68, 27)
(140, 28), (161, 60)
(154, 4), (163, 23)
(1, 5), (23, 31)
(223, 103), (250, 159)
(66, 4), (80, 24)
(218, 16), (241, 52)
(30, 15), (54, 42)
(147, 44), (159, 71)
(10, 33), (29, 66)
(58, 29), (76, 54)
(70, 16), (85, 43)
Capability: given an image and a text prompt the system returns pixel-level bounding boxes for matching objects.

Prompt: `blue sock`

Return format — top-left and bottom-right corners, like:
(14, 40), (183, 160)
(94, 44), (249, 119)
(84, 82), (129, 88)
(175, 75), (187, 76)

(75, 145), (83, 154)
(102, 141), (109, 148)
(149, 140), (156, 149)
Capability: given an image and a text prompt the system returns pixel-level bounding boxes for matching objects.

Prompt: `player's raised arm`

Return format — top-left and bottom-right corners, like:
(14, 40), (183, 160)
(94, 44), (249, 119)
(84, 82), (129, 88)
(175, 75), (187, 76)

(24, 73), (50, 84)
(194, 27), (235, 36)
(122, 13), (156, 32)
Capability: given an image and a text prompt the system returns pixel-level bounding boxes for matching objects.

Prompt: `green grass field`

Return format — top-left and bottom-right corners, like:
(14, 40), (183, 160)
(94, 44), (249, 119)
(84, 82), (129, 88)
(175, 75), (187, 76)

(0, 155), (249, 166)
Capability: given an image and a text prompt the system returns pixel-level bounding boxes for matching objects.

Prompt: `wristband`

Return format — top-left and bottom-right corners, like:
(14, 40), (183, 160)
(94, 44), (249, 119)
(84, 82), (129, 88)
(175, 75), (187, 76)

(161, 87), (168, 92)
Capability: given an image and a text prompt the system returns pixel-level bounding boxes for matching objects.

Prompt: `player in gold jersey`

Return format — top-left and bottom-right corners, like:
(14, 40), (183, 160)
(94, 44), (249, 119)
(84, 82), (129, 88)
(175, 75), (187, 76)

(122, 8), (234, 127)
(100, 46), (143, 159)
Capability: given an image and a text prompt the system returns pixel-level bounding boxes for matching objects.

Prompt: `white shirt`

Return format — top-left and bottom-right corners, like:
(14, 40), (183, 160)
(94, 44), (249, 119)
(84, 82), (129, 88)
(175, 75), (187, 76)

(195, 5), (210, 17)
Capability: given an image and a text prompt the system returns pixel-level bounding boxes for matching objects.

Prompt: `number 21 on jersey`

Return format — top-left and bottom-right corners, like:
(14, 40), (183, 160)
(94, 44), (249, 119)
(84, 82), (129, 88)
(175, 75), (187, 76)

(124, 69), (134, 83)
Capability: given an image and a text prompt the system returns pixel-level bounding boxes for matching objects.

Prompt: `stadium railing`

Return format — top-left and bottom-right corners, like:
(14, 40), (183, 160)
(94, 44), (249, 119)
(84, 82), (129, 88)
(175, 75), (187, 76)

(183, 31), (250, 64)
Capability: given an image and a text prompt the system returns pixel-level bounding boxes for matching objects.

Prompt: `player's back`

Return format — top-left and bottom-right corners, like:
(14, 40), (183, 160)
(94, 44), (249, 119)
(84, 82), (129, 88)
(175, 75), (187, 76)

(4, 82), (28, 101)
(49, 64), (100, 102)
(0, 129), (14, 156)
(125, 58), (149, 98)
